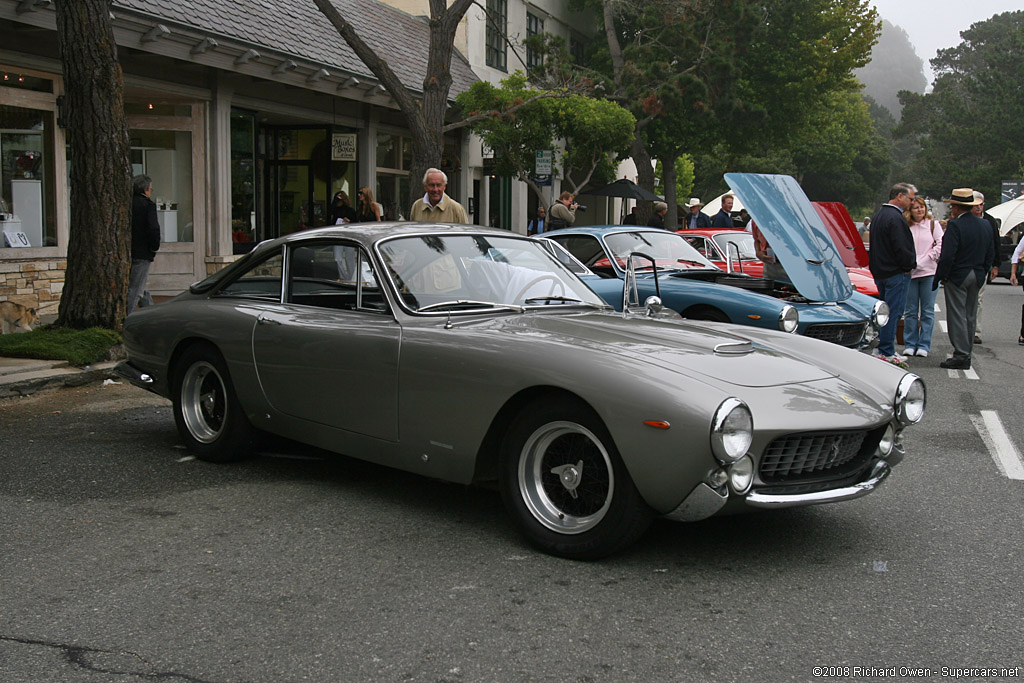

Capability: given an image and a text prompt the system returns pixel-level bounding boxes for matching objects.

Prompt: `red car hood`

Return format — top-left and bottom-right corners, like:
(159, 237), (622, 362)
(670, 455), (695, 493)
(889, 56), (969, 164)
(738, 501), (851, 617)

(813, 202), (870, 269)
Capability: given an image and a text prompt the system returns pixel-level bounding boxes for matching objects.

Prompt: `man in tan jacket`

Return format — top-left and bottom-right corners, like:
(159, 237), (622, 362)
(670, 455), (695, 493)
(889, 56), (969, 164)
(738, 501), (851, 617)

(409, 168), (468, 224)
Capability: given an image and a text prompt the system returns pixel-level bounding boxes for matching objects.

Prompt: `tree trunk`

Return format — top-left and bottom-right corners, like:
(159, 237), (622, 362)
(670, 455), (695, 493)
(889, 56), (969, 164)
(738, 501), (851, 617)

(632, 137), (656, 226)
(662, 152), (679, 229)
(53, 0), (132, 330)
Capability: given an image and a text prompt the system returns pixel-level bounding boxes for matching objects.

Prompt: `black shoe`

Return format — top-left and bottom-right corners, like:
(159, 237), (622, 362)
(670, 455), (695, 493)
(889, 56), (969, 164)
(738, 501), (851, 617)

(974, 335), (982, 344)
(940, 358), (971, 369)
(1018, 336), (1024, 346)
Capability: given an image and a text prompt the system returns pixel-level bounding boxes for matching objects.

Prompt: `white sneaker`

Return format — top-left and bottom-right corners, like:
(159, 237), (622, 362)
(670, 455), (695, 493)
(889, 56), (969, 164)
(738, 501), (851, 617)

(903, 348), (917, 356)
(891, 352), (908, 363)
(916, 349), (928, 357)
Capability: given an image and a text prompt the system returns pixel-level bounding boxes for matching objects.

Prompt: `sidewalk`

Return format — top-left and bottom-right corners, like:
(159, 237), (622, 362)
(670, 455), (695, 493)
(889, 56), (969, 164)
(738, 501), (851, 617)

(0, 356), (121, 398)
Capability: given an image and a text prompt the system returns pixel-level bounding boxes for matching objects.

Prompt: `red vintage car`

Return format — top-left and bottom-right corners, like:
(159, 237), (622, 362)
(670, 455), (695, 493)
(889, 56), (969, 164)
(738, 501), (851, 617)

(676, 228), (765, 277)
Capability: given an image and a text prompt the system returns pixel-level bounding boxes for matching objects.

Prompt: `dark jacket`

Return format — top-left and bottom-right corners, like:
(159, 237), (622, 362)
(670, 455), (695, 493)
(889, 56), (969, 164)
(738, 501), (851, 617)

(647, 213), (666, 229)
(682, 211), (711, 230)
(330, 202), (357, 224)
(933, 211), (996, 290)
(131, 193), (161, 262)
(711, 209), (732, 228)
(982, 211), (1000, 269)
(868, 203), (916, 279)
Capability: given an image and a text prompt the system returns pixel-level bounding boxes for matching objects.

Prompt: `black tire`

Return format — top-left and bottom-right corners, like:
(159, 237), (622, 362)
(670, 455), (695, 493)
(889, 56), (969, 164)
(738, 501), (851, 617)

(171, 344), (255, 462)
(499, 398), (654, 560)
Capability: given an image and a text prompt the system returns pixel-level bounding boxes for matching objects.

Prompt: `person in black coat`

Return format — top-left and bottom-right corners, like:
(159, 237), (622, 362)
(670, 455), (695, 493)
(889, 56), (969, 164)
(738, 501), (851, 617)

(868, 182), (918, 361)
(711, 194), (735, 228)
(329, 190), (357, 225)
(127, 174), (161, 315)
(970, 190), (1002, 343)
(647, 202), (668, 229)
(932, 188), (996, 369)
(682, 198), (710, 230)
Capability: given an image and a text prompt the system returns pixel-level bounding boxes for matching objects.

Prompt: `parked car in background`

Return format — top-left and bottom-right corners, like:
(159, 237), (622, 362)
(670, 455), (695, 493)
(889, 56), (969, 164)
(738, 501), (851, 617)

(117, 222), (924, 559)
(678, 228), (765, 277)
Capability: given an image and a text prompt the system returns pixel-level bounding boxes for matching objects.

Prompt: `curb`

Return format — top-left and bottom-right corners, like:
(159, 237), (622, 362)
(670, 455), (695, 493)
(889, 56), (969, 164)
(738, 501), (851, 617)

(0, 361), (121, 399)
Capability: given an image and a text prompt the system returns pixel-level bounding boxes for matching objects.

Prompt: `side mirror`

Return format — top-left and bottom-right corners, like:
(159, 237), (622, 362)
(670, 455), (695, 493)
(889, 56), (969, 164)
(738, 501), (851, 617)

(644, 296), (663, 317)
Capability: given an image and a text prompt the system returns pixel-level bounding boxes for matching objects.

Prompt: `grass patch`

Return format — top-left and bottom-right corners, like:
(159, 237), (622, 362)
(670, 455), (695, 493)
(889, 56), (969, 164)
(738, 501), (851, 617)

(0, 326), (122, 366)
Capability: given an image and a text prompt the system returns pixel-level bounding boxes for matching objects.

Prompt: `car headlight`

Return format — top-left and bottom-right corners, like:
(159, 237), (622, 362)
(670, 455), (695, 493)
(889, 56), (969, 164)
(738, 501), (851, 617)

(711, 398), (753, 464)
(778, 304), (798, 334)
(872, 300), (890, 329)
(895, 374), (926, 425)
(728, 455), (754, 494)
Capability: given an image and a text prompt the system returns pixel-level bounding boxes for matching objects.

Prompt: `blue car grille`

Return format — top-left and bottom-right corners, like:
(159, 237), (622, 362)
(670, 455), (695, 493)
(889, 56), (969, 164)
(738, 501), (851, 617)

(759, 429), (881, 483)
(803, 322), (866, 347)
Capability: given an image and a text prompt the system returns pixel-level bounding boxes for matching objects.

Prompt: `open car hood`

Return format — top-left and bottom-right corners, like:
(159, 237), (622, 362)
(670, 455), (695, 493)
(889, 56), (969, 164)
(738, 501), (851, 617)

(725, 173), (853, 303)
(813, 202), (870, 269)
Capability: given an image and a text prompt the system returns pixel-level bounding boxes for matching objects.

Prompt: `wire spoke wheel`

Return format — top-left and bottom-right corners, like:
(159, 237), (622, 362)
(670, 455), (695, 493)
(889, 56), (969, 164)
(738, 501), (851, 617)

(519, 421), (613, 534)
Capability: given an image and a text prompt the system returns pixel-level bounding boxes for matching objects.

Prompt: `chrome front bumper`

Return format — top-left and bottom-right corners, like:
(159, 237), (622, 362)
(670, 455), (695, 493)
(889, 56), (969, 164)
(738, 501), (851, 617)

(744, 460), (890, 509)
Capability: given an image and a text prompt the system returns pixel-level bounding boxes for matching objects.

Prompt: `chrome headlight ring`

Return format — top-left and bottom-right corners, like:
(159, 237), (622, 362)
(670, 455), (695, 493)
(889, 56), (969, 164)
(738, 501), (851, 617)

(872, 300), (890, 330)
(711, 398), (753, 464)
(778, 304), (798, 334)
(895, 374), (926, 425)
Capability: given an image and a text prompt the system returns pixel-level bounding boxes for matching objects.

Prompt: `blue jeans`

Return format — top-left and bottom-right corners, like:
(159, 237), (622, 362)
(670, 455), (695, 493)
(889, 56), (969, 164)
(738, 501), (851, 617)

(875, 272), (910, 356)
(904, 275), (938, 352)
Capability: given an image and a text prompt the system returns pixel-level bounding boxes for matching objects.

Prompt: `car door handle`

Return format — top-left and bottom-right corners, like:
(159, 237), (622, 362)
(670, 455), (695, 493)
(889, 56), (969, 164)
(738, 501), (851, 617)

(257, 315), (281, 325)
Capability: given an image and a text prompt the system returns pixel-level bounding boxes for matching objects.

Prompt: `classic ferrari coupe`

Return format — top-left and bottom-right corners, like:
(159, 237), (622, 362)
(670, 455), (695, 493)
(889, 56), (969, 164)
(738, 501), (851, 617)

(118, 222), (925, 559)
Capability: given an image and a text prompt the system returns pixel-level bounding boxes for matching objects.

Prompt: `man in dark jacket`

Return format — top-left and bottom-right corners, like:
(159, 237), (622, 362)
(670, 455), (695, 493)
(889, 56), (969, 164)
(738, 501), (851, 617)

(682, 198), (711, 230)
(869, 182), (917, 362)
(711, 194), (735, 228)
(127, 174), (161, 315)
(932, 188), (996, 369)
(647, 202), (668, 229)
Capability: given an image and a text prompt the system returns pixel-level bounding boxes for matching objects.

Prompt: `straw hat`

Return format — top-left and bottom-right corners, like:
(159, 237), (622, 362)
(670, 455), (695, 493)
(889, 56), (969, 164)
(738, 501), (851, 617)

(942, 188), (983, 206)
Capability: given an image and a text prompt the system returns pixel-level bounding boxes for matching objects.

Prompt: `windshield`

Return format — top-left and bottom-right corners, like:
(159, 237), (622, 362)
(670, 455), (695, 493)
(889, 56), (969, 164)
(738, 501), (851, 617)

(603, 230), (718, 271)
(377, 233), (607, 313)
(713, 232), (757, 260)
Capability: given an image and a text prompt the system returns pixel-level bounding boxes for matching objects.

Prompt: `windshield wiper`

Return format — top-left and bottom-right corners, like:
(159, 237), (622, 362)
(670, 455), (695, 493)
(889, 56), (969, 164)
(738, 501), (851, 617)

(522, 295), (599, 307)
(417, 299), (524, 313)
(677, 258), (709, 267)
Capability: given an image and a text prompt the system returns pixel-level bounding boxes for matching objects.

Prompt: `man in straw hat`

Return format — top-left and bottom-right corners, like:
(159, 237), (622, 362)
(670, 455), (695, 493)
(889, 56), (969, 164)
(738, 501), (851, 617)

(869, 182), (918, 364)
(931, 188), (995, 370)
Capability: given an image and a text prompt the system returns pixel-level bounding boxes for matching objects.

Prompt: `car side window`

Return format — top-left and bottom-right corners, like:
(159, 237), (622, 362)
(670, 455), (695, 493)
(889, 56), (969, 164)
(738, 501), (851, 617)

(216, 250), (284, 300)
(287, 243), (388, 313)
(548, 235), (611, 273)
(684, 236), (714, 259)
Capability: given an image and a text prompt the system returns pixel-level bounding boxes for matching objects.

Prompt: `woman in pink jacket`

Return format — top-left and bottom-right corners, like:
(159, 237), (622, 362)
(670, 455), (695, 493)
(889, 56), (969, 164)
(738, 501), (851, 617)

(903, 197), (944, 356)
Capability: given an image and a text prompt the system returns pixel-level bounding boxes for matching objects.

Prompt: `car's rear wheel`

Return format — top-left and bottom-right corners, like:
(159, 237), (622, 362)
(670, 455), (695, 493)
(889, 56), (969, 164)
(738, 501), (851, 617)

(500, 399), (653, 559)
(172, 344), (254, 462)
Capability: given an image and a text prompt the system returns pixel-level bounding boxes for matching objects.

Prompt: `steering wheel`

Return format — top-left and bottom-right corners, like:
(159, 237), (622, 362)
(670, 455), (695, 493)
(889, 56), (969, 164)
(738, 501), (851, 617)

(513, 274), (564, 302)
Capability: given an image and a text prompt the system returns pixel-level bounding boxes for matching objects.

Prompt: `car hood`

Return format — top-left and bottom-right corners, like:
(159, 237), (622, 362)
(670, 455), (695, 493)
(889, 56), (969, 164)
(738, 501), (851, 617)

(813, 202), (870, 269)
(499, 312), (837, 388)
(725, 173), (853, 303)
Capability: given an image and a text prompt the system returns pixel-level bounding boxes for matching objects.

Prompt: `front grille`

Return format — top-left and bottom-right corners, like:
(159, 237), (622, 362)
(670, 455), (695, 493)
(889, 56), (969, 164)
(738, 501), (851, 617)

(803, 322), (866, 347)
(759, 428), (883, 483)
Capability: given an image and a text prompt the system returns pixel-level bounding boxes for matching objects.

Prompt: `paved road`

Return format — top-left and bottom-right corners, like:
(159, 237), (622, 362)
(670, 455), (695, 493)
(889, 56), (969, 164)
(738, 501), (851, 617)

(1, 284), (1022, 682)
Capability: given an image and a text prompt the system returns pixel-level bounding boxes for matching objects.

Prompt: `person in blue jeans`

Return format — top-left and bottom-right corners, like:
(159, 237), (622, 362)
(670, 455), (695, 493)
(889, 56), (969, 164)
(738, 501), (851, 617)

(903, 197), (943, 356)
(868, 183), (918, 362)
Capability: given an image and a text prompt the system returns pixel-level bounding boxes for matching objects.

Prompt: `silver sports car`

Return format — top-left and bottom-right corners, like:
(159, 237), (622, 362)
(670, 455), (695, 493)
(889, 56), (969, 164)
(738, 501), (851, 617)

(117, 223), (925, 559)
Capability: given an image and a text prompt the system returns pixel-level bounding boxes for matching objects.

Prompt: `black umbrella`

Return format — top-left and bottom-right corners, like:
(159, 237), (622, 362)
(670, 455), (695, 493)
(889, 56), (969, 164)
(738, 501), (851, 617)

(581, 178), (662, 201)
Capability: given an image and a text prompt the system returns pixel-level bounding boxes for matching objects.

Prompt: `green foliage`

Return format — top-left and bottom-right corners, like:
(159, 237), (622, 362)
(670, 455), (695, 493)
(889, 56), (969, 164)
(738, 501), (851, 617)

(654, 157), (695, 201)
(455, 73), (634, 198)
(896, 11), (1024, 201)
(0, 326), (122, 366)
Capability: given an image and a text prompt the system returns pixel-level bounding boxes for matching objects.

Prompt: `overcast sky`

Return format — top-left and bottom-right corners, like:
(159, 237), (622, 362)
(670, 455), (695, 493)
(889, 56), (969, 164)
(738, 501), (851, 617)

(870, 0), (1020, 83)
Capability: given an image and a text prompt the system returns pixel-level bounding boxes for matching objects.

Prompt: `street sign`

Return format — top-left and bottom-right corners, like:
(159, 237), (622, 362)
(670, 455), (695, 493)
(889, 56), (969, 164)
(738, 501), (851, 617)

(535, 150), (552, 175)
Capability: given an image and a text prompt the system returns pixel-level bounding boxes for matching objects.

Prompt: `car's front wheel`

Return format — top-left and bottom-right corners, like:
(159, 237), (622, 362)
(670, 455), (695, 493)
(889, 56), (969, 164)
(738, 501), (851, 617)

(172, 344), (255, 462)
(500, 399), (653, 559)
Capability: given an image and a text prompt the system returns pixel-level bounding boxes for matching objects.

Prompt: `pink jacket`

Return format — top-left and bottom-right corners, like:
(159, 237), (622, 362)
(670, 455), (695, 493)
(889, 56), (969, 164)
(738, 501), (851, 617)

(909, 218), (943, 278)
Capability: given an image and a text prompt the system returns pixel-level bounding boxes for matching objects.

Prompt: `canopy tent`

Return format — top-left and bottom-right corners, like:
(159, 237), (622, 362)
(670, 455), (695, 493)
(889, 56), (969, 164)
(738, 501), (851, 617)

(988, 196), (1024, 236)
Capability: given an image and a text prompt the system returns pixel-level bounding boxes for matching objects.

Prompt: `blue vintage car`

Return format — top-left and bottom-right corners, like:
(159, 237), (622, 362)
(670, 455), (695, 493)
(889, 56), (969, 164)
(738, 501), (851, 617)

(543, 173), (888, 348)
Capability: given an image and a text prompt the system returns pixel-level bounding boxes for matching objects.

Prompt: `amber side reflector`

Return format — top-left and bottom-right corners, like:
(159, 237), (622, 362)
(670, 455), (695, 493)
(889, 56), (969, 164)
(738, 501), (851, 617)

(643, 420), (671, 430)
(747, 315), (761, 320)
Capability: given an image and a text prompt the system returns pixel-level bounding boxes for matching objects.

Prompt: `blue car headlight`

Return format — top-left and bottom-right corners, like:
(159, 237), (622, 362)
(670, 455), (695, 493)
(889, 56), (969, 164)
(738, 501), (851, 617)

(895, 374), (926, 425)
(872, 300), (890, 329)
(778, 304), (798, 334)
(711, 398), (753, 464)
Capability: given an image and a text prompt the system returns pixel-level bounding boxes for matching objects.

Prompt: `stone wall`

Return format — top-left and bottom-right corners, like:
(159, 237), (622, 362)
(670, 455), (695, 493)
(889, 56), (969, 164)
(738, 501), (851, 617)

(0, 258), (66, 316)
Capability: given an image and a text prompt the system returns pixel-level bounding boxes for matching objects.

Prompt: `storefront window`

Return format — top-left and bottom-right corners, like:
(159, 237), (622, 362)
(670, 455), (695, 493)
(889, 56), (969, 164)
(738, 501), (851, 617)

(230, 109), (256, 248)
(130, 129), (193, 242)
(1, 104), (56, 247)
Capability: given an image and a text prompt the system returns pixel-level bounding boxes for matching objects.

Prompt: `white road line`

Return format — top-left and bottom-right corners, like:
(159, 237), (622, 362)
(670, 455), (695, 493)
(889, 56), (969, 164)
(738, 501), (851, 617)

(947, 370), (958, 379)
(934, 303), (941, 312)
(970, 411), (1024, 480)
(939, 320), (948, 332)
(964, 367), (980, 380)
